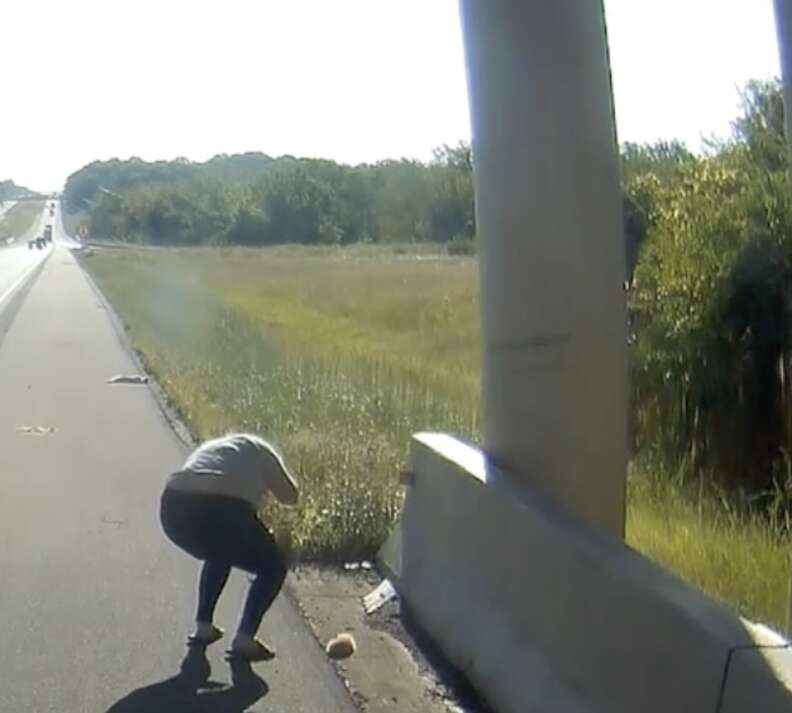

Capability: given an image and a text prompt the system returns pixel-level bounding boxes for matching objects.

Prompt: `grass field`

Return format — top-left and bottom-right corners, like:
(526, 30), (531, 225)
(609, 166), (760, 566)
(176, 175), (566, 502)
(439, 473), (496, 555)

(80, 244), (790, 630)
(0, 201), (44, 241)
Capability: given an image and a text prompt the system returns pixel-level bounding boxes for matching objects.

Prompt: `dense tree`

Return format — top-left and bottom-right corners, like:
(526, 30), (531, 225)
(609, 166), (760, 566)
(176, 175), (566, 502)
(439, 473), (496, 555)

(621, 140), (697, 285)
(428, 143), (475, 243)
(731, 79), (788, 173)
(71, 150), (475, 248)
(63, 153), (273, 212)
(0, 179), (38, 201)
(630, 78), (792, 496)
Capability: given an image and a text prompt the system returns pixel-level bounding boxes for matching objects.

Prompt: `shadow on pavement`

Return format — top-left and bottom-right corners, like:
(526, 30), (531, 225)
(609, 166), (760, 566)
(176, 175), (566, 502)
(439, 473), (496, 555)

(105, 647), (268, 712)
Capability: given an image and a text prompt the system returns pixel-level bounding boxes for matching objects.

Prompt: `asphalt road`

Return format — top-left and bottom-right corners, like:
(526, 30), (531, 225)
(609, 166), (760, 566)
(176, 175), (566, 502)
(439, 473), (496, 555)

(0, 206), (51, 306)
(0, 206), (356, 712)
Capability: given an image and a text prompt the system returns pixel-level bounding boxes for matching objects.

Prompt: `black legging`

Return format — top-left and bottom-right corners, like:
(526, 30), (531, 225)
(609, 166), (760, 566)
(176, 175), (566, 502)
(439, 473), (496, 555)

(160, 489), (286, 636)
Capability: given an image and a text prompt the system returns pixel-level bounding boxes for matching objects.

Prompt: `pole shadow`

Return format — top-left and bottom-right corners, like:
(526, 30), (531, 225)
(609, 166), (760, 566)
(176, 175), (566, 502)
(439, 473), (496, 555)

(105, 647), (268, 713)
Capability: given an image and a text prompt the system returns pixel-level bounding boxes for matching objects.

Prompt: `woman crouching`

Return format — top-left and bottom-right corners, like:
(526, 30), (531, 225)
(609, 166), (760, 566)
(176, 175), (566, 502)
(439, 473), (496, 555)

(159, 433), (298, 661)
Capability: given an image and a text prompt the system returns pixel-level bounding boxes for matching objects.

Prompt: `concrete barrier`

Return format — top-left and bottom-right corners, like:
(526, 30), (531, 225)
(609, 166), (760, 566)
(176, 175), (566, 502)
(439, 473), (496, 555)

(392, 433), (792, 713)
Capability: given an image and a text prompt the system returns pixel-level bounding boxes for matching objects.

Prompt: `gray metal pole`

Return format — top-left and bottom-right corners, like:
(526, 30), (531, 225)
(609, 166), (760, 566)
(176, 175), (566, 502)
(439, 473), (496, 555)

(772, 0), (792, 637)
(459, 0), (628, 537)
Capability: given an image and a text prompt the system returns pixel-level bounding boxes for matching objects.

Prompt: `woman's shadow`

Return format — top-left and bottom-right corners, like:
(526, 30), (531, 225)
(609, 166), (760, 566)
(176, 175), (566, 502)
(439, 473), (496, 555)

(105, 646), (268, 713)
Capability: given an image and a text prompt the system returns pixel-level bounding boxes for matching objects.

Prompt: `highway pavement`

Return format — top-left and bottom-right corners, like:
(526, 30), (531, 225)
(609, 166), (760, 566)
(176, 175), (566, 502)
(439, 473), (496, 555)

(0, 205), (356, 712)
(0, 205), (51, 308)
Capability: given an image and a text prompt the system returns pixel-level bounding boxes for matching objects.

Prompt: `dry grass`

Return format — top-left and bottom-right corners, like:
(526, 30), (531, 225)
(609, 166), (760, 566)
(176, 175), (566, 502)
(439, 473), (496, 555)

(82, 243), (790, 630)
(627, 460), (789, 628)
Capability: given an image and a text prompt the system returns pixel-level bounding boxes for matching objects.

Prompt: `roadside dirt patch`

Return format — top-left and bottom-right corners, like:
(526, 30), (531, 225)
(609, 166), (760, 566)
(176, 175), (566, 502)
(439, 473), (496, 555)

(287, 566), (489, 713)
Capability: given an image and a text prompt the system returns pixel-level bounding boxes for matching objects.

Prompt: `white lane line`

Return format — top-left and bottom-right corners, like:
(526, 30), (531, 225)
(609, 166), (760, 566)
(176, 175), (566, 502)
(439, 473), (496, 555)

(0, 250), (50, 308)
(0, 205), (53, 306)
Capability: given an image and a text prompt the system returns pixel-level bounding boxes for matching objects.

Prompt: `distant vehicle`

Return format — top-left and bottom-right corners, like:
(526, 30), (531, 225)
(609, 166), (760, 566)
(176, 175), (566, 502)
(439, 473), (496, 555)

(44, 225), (53, 243)
(28, 239), (35, 250)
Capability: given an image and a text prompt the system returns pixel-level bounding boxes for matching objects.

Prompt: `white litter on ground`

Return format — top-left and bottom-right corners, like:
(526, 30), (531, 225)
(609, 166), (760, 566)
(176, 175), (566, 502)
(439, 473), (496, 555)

(106, 374), (149, 384)
(343, 561), (373, 572)
(16, 425), (57, 435)
(363, 579), (397, 615)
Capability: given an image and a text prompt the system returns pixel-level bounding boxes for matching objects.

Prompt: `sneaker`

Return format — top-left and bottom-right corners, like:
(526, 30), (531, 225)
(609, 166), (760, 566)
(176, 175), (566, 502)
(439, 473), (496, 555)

(187, 622), (224, 647)
(226, 634), (276, 661)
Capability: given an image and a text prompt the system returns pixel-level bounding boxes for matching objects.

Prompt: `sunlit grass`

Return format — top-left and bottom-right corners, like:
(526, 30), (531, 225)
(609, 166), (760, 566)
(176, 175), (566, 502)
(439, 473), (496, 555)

(81, 244), (790, 630)
(627, 459), (789, 629)
(82, 247), (478, 561)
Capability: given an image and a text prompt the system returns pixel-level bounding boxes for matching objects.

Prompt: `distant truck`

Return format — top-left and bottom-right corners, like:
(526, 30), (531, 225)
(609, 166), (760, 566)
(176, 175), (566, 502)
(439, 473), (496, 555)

(44, 225), (53, 243)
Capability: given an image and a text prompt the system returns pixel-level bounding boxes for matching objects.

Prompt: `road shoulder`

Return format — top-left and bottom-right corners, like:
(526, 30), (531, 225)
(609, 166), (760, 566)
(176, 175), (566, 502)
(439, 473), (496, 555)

(0, 243), (355, 711)
(75, 246), (489, 713)
(289, 566), (490, 713)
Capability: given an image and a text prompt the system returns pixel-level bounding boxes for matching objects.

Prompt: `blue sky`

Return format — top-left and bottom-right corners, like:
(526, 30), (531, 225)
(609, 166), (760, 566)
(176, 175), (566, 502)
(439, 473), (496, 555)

(0, 1), (782, 191)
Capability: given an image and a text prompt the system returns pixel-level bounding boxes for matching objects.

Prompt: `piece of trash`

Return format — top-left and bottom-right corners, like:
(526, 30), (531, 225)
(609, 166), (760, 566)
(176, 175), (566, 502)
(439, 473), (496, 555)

(363, 578), (397, 615)
(16, 425), (57, 435)
(107, 374), (149, 384)
(326, 633), (357, 660)
(344, 561), (374, 572)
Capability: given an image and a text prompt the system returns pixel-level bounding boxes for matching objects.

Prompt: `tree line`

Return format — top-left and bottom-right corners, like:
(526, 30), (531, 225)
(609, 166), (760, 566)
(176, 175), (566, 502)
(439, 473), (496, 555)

(627, 79), (792, 499)
(63, 145), (476, 249)
(0, 179), (37, 202)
